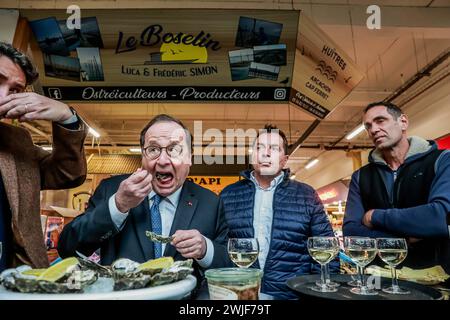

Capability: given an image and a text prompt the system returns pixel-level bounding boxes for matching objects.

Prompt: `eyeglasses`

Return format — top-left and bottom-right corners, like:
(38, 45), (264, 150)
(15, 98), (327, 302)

(142, 144), (183, 160)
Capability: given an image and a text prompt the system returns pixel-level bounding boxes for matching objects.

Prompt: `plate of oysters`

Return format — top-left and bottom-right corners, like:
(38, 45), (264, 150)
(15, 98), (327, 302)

(0, 255), (196, 300)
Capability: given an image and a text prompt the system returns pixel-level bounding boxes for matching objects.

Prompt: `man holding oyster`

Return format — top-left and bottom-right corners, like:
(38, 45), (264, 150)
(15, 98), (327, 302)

(58, 114), (231, 285)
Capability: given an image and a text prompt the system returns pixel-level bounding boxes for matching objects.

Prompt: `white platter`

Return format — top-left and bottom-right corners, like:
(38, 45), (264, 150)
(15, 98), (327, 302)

(0, 275), (196, 300)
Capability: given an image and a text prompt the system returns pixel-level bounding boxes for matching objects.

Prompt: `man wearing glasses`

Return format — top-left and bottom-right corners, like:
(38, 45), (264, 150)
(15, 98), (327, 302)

(58, 114), (230, 279)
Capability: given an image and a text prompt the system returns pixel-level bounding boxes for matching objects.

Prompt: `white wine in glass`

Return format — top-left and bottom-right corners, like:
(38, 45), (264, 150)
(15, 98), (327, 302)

(307, 237), (340, 293)
(377, 238), (410, 294)
(228, 238), (259, 268)
(344, 237), (378, 295)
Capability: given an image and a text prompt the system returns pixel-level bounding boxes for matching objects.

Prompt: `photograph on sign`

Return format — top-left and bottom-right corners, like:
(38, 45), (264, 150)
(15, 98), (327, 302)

(29, 17), (70, 56)
(228, 48), (253, 81)
(235, 16), (283, 47)
(43, 53), (80, 82)
(253, 44), (286, 66)
(77, 17), (104, 48)
(248, 62), (279, 81)
(76, 47), (105, 81)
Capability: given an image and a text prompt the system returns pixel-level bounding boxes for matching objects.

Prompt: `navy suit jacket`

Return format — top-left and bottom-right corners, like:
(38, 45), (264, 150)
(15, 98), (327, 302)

(58, 175), (231, 274)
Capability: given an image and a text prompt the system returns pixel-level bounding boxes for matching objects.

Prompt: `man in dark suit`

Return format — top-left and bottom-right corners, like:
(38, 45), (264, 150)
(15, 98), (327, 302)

(0, 42), (87, 271)
(58, 114), (230, 277)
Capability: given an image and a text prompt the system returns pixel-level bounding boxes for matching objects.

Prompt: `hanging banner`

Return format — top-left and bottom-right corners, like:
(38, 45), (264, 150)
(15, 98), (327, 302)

(290, 14), (364, 119)
(19, 9), (300, 103)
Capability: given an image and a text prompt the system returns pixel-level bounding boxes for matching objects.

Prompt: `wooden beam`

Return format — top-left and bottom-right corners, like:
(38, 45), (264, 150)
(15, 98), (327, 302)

(12, 17), (30, 53)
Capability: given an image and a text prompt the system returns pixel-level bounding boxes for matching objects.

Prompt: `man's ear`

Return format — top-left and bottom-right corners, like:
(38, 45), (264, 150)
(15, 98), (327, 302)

(282, 154), (289, 168)
(399, 114), (409, 131)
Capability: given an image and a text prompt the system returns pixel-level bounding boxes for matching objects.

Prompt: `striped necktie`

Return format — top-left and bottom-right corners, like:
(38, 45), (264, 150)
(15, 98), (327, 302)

(150, 194), (162, 258)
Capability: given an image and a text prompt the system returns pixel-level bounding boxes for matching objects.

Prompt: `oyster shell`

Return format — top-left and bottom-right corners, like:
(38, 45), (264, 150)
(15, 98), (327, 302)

(111, 258), (193, 290)
(14, 273), (42, 293)
(0, 268), (19, 291)
(77, 254), (112, 277)
(113, 274), (152, 291)
(145, 231), (174, 244)
(111, 258), (149, 291)
(38, 269), (98, 293)
(111, 258), (140, 274)
(1, 262), (99, 294)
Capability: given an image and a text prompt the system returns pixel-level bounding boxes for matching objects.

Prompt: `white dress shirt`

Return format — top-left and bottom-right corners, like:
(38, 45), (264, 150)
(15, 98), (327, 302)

(249, 171), (284, 271)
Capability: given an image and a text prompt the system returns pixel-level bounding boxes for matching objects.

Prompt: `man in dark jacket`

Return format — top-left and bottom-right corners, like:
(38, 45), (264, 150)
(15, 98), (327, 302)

(343, 102), (450, 272)
(58, 114), (230, 285)
(220, 124), (339, 300)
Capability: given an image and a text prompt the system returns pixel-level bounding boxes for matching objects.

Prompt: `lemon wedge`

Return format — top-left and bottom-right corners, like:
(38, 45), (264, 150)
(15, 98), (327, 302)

(38, 257), (79, 282)
(137, 256), (174, 271)
(21, 269), (47, 277)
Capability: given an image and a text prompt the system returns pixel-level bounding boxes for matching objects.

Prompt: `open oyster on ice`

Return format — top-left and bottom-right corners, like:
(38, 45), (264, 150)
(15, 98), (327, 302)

(0, 257), (98, 293)
(111, 257), (193, 291)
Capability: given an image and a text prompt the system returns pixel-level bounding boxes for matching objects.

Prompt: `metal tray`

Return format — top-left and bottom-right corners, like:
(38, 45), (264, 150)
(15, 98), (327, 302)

(286, 274), (443, 300)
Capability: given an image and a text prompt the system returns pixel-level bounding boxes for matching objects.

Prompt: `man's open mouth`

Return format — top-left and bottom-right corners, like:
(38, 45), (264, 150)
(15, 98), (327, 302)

(155, 172), (174, 183)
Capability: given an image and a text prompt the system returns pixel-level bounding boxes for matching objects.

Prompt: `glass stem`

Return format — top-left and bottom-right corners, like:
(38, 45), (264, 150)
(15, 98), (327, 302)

(325, 263), (330, 283)
(320, 264), (326, 287)
(359, 266), (366, 289)
(356, 265), (362, 285)
(392, 267), (399, 289)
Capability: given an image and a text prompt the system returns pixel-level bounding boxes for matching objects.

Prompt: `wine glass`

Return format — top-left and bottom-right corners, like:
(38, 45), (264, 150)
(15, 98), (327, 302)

(307, 237), (340, 293)
(376, 238), (410, 294)
(347, 265), (363, 287)
(344, 237), (378, 295)
(315, 252), (341, 288)
(227, 238), (259, 268)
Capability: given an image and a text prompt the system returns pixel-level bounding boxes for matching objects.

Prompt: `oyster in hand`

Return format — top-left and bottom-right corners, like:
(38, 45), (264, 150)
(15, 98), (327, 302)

(145, 231), (174, 244)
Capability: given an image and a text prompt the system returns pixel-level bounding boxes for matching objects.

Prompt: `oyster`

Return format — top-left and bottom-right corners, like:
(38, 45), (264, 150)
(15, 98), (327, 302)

(137, 257), (174, 275)
(76, 251), (112, 277)
(111, 257), (193, 291)
(111, 258), (150, 291)
(1, 259), (99, 294)
(38, 269), (98, 293)
(14, 273), (42, 293)
(0, 268), (19, 291)
(149, 259), (193, 286)
(145, 231), (174, 244)
(111, 258), (140, 274)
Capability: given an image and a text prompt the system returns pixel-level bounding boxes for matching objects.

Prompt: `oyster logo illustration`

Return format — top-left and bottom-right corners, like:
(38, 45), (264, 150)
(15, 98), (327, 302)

(315, 60), (338, 83)
(144, 42), (208, 65)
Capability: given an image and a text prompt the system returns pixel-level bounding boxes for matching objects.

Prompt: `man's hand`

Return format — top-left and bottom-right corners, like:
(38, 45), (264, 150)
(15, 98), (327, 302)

(115, 168), (153, 213)
(0, 92), (73, 122)
(362, 209), (375, 228)
(171, 229), (207, 260)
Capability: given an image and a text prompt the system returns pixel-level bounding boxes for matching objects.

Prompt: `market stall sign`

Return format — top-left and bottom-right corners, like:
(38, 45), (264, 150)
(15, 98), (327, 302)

(290, 14), (364, 119)
(19, 9), (300, 102)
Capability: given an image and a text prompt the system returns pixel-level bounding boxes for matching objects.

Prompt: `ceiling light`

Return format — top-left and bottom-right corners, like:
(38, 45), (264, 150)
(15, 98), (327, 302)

(88, 127), (100, 138)
(305, 158), (319, 170)
(129, 148), (142, 153)
(290, 174), (296, 180)
(345, 124), (365, 140)
(42, 146), (53, 151)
